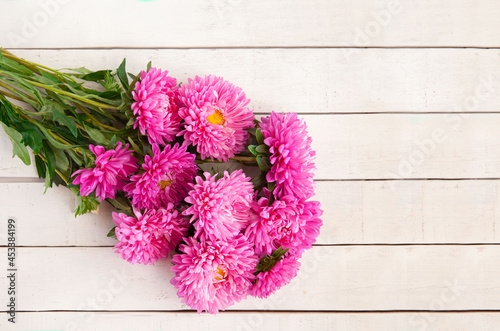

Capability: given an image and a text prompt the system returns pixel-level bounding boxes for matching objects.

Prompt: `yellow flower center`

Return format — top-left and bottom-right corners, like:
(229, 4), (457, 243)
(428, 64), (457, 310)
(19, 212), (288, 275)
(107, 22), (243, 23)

(214, 267), (226, 281)
(158, 180), (173, 189)
(207, 109), (225, 126)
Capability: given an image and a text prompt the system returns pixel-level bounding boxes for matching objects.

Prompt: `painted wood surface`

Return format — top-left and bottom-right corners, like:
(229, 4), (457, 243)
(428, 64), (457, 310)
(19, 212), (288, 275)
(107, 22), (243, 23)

(9, 312), (500, 331)
(5, 49), (500, 115)
(1, 180), (500, 246)
(1, 246), (499, 311)
(1, 0), (500, 330)
(1, 0), (500, 48)
(4, 113), (500, 180)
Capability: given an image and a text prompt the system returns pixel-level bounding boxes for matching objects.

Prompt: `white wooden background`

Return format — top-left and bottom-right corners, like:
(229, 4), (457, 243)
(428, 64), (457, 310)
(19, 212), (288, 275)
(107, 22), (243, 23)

(1, 0), (500, 330)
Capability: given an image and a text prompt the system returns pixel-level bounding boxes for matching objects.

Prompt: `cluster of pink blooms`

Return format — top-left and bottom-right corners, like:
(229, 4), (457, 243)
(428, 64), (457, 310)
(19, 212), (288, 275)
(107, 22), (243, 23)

(71, 68), (322, 313)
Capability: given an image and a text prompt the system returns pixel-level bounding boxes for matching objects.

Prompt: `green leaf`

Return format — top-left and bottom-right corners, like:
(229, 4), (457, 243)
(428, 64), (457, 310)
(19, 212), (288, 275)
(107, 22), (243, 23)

(103, 71), (121, 92)
(52, 170), (67, 187)
(44, 165), (52, 192)
(0, 71), (43, 107)
(146, 61), (152, 72)
(34, 154), (47, 179)
(254, 246), (289, 275)
(107, 226), (117, 239)
(43, 141), (56, 184)
(127, 136), (142, 155)
(246, 127), (256, 137)
(67, 67), (92, 75)
(73, 192), (100, 216)
(34, 123), (77, 150)
(248, 145), (258, 156)
(108, 135), (117, 148)
(85, 125), (108, 145)
(66, 148), (83, 167)
(52, 106), (78, 137)
(256, 155), (271, 172)
(116, 59), (129, 90)
(40, 71), (64, 84)
(0, 56), (33, 75)
(52, 145), (69, 171)
(126, 73), (140, 96)
(255, 144), (269, 154)
(81, 70), (112, 82)
(251, 173), (265, 190)
(107, 196), (131, 212)
(99, 91), (121, 99)
(19, 122), (44, 154)
(267, 181), (276, 194)
(0, 122), (31, 165)
(28, 75), (59, 86)
(62, 84), (122, 107)
(256, 128), (264, 145)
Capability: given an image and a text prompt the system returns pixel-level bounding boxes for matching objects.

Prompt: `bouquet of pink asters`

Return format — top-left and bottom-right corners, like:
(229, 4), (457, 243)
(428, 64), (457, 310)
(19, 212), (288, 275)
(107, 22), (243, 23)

(0, 49), (322, 313)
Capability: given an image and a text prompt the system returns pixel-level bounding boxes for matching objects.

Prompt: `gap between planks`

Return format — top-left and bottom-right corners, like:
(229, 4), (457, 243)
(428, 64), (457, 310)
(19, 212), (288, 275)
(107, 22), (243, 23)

(5, 243), (500, 248)
(5, 309), (500, 313)
(6, 46), (500, 50)
(2, 178), (500, 183)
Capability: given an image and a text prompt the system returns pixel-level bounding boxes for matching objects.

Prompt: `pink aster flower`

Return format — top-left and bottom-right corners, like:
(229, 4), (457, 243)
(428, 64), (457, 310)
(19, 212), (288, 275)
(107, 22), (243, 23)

(297, 200), (323, 254)
(259, 111), (316, 200)
(124, 143), (197, 209)
(132, 68), (181, 145)
(250, 255), (300, 299)
(72, 142), (138, 201)
(177, 75), (255, 162)
(113, 205), (189, 265)
(171, 235), (258, 314)
(183, 170), (254, 242)
(245, 194), (323, 256)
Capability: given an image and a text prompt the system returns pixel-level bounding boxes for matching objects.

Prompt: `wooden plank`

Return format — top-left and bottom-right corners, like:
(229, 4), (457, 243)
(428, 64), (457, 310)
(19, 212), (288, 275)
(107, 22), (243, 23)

(2, 180), (500, 246)
(6, 312), (500, 331)
(3, 113), (500, 179)
(316, 180), (500, 244)
(0, 183), (117, 246)
(310, 114), (500, 180)
(8, 49), (500, 114)
(1, 1), (500, 48)
(0, 129), (38, 178)
(1, 246), (500, 311)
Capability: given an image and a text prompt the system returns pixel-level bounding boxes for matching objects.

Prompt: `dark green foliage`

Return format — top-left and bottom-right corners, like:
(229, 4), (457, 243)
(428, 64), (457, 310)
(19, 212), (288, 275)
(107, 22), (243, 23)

(0, 48), (144, 216)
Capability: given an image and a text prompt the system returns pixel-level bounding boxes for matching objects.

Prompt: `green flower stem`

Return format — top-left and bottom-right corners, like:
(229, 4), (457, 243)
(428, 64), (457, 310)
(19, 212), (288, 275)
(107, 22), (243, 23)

(230, 156), (257, 162)
(55, 168), (70, 184)
(37, 152), (70, 185)
(195, 156), (257, 163)
(0, 79), (37, 102)
(26, 79), (119, 110)
(11, 104), (85, 149)
(1, 48), (78, 84)
(20, 108), (60, 116)
(0, 89), (23, 102)
(26, 116), (75, 147)
(0, 48), (41, 75)
(73, 103), (119, 132)
(17, 110), (74, 148)
(49, 128), (73, 145)
(12, 105), (39, 122)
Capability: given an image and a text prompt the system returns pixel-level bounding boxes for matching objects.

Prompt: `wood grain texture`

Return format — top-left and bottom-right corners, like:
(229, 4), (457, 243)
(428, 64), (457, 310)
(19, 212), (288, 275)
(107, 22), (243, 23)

(1, 0), (500, 48)
(2, 180), (500, 246)
(1, 246), (499, 311)
(1, 1), (500, 328)
(3, 114), (500, 179)
(6, 49), (500, 114)
(7, 312), (500, 331)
